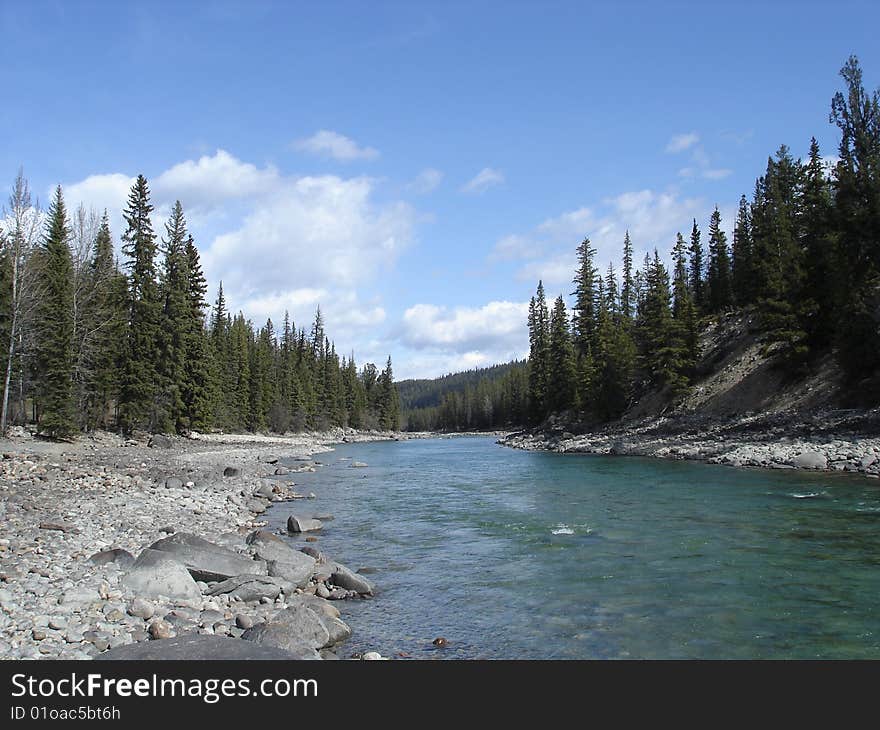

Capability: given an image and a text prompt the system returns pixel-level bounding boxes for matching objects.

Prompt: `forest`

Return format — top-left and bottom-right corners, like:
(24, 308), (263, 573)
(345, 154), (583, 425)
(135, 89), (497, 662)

(0, 175), (400, 438)
(405, 56), (880, 432)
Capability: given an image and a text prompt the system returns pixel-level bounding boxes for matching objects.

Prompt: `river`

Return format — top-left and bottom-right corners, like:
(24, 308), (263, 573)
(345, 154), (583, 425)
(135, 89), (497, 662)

(267, 436), (880, 659)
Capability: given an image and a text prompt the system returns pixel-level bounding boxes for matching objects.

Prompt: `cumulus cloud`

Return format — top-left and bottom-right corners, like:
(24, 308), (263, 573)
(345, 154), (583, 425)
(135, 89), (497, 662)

(493, 189), (713, 287)
(666, 132), (700, 153)
(407, 167), (443, 194)
(401, 300), (528, 353)
(293, 130), (379, 162)
(461, 167), (504, 194)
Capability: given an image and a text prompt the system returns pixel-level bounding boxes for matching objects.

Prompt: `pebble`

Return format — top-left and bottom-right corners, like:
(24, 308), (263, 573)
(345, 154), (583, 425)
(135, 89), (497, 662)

(148, 620), (174, 640)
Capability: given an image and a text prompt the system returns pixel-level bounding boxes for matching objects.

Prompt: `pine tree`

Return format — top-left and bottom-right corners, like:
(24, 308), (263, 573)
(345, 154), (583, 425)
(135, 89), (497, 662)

(731, 195), (754, 306)
(688, 219), (705, 311)
(34, 187), (76, 438)
(621, 230), (635, 321)
(82, 213), (126, 429)
(706, 207), (733, 312)
(800, 137), (836, 349)
(378, 356), (399, 430)
(571, 238), (598, 355)
(637, 251), (687, 392)
(527, 282), (551, 423)
(672, 232), (700, 375)
(829, 55), (880, 382)
(118, 175), (161, 433)
(182, 235), (212, 429)
(547, 296), (577, 412)
(157, 201), (189, 432)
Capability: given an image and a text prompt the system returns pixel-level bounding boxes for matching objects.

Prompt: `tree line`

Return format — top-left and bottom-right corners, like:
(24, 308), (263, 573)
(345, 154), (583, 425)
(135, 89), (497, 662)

(0, 174), (400, 438)
(399, 361), (529, 431)
(526, 56), (880, 427)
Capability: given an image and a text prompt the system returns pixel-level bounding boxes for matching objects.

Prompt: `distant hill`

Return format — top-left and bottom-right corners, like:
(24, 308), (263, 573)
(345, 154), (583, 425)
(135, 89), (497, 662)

(397, 360), (528, 431)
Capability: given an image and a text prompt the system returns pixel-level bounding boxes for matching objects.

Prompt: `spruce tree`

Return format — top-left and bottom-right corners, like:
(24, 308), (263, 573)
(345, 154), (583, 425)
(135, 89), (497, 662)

(547, 296), (577, 412)
(732, 195), (754, 306)
(157, 201), (189, 432)
(82, 213), (126, 430)
(34, 187), (76, 438)
(621, 230), (635, 321)
(829, 55), (880, 382)
(378, 356), (399, 430)
(706, 207), (733, 312)
(527, 282), (551, 423)
(118, 175), (161, 433)
(182, 235), (212, 429)
(571, 238), (598, 355)
(800, 137), (836, 349)
(688, 219), (705, 311)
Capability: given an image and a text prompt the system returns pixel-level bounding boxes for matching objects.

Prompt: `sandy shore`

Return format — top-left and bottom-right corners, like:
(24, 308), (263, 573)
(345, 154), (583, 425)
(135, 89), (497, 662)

(0, 427), (421, 660)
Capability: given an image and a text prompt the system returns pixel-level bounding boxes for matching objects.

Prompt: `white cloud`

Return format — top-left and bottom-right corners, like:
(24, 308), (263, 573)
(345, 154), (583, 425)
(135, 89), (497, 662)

(495, 189), (711, 287)
(702, 168), (732, 180)
(407, 168), (443, 194)
(153, 149), (280, 208)
(666, 132), (700, 153)
(293, 130), (379, 162)
(400, 300), (529, 354)
(63, 172), (135, 246)
(461, 167), (504, 194)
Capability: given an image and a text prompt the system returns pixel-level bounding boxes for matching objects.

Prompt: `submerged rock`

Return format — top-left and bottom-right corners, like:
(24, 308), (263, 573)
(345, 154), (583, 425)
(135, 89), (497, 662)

(287, 514), (323, 533)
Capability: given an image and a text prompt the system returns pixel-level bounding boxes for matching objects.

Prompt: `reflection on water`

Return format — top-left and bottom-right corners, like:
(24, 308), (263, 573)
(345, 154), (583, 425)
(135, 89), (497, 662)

(266, 437), (880, 659)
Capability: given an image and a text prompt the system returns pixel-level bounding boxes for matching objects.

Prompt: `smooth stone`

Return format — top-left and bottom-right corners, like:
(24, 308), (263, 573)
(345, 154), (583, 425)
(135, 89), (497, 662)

(223, 466), (241, 477)
(205, 575), (287, 602)
(148, 434), (173, 449)
(164, 477), (183, 489)
(128, 598), (154, 620)
(242, 605), (329, 654)
(792, 451), (828, 469)
(236, 614), (255, 630)
(148, 532), (267, 582)
(287, 515), (323, 533)
(96, 634), (306, 660)
(121, 549), (202, 602)
(89, 548), (135, 567)
(331, 562), (374, 595)
(148, 619), (174, 640)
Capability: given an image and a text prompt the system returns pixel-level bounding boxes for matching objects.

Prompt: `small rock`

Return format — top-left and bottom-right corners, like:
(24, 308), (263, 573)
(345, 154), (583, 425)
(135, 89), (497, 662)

(148, 620), (174, 640)
(165, 477), (183, 489)
(223, 466), (241, 478)
(235, 614), (255, 630)
(128, 598), (154, 620)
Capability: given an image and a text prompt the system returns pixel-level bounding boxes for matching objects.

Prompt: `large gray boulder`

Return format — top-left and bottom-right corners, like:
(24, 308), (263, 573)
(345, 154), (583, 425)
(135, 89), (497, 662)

(96, 634), (306, 660)
(205, 574), (289, 602)
(330, 562), (374, 595)
(241, 605), (332, 657)
(122, 549), (202, 602)
(287, 514), (323, 533)
(248, 531), (316, 588)
(148, 532), (266, 582)
(792, 451), (828, 470)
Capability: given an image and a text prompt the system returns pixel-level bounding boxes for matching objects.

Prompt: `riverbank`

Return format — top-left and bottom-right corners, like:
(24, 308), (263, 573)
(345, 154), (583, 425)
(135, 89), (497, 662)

(499, 408), (880, 478)
(0, 427), (420, 660)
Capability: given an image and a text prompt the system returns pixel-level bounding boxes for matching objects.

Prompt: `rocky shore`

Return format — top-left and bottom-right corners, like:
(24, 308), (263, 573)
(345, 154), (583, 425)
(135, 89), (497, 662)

(500, 408), (880, 478)
(0, 427), (419, 660)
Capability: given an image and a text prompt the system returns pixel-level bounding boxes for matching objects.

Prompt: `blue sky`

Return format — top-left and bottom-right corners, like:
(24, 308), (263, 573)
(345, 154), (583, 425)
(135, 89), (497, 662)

(2, 1), (878, 378)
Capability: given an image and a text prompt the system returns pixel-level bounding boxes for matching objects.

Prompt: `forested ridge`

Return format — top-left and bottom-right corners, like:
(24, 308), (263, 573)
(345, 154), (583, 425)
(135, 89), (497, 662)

(0, 175), (400, 438)
(405, 56), (880, 433)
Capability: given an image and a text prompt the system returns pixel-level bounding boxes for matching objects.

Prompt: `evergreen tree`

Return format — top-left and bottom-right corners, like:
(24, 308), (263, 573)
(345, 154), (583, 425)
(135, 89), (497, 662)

(378, 356), (399, 430)
(118, 175), (161, 433)
(731, 195), (754, 306)
(620, 230), (635, 321)
(672, 232), (700, 375)
(571, 238), (598, 355)
(547, 296), (577, 412)
(800, 137), (836, 348)
(829, 55), (880, 382)
(706, 207), (733, 312)
(157, 201), (189, 432)
(526, 282), (551, 423)
(82, 213), (126, 429)
(688, 219), (705, 311)
(182, 235), (212, 429)
(34, 187), (76, 438)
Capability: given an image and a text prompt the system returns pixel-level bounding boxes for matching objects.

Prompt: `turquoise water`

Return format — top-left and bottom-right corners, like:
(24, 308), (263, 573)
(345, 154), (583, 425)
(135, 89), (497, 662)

(267, 436), (880, 659)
